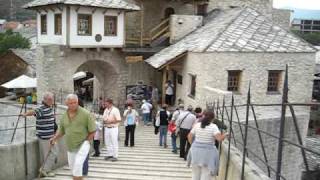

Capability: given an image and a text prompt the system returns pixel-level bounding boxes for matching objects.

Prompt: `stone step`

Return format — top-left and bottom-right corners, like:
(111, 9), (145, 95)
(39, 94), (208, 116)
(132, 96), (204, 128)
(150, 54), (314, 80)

(78, 163), (190, 172)
(109, 151), (179, 157)
(61, 166), (191, 178)
(51, 170), (190, 180)
(91, 156), (187, 164)
(87, 159), (188, 169)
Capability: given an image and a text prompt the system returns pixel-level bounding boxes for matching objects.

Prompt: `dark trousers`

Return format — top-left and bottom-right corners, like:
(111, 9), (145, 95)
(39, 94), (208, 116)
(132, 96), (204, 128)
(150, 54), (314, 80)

(165, 94), (173, 105)
(179, 128), (191, 160)
(125, 125), (136, 146)
(93, 140), (100, 155)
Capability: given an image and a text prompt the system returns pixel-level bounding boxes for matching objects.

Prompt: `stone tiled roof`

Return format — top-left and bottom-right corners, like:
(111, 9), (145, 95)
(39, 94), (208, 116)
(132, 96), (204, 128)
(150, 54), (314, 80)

(145, 7), (316, 69)
(24, 0), (140, 11)
(10, 49), (37, 69)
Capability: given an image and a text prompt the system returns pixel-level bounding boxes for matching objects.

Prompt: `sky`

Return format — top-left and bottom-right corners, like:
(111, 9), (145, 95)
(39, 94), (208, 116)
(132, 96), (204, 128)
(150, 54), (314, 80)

(273, 0), (320, 10)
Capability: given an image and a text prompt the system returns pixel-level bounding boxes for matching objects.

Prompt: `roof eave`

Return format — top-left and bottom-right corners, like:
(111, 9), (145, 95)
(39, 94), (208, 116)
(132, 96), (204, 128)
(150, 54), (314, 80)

(23, 3), (140, 11)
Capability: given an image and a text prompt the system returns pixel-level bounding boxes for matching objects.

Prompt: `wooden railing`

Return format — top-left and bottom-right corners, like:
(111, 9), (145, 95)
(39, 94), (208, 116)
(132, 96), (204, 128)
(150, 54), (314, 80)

(126, 18), (170, 46)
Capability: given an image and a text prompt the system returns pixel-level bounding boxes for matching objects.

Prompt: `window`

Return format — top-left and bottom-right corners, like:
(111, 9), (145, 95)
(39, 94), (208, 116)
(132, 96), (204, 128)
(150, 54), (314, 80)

(78, 14), (92, 36)
(54, 14), (62, 35)
(189, 74), (196, 97)
(40, 14), (47, 34)
(177, 74), (183, 85)
(267, 70), (282, 92)
(227, 70), (241, 92)
(104, 16), (117, 36)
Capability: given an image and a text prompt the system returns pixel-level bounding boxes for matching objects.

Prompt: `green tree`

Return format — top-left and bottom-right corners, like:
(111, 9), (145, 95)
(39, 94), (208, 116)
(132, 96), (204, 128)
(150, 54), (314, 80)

(291, 30), (320, 46)
(0, 30), (30, 55)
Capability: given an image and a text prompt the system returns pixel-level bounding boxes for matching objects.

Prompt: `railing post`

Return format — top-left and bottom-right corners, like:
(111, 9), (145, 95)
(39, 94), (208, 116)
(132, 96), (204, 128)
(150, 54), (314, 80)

(11, 103), (24, 143)
(276, 65), (289, 180)
(24, 101), (28, 179)
(241, 81), (251, 180)
(224, 95), (234, 180)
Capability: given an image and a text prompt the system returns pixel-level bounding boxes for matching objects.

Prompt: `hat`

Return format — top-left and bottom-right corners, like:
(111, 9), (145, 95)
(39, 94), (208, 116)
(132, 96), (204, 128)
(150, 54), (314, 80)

(178, 103), (184, 108)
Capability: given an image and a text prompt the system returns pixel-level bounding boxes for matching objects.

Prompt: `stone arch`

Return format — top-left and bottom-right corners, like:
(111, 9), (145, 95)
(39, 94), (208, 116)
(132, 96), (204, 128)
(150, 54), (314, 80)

(74, 60), (120, 101)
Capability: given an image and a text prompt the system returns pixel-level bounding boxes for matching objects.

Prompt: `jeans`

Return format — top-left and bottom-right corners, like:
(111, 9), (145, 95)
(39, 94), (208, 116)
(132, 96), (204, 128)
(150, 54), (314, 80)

(125, 125), (136, 146)
(171, 133), (177, 152)
(159, 125), (168, 146)
(143, 113), (150, 125)
(82, 154), (89, 176)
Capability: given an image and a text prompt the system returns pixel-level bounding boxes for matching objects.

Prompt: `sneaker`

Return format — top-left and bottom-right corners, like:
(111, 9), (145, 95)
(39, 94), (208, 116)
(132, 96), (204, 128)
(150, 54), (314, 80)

(172, 150), (177, 154)
(111, 157), (118, 162)
(40, 171), (55, 177)
(164, 144), (168, 148)
(104, 156), (113, 160)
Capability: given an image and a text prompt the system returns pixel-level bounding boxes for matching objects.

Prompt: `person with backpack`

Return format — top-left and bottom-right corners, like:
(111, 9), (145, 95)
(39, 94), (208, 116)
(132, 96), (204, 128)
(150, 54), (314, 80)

(157, 104), (170, 148)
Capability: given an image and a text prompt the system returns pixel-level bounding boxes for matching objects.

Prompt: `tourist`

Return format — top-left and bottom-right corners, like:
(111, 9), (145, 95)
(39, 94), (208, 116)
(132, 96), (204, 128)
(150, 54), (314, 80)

(49, 94), (96, 180)
(103, 98), (122, 162)
(22, 92), (57, 177)
(169, 104), (184, 153)
(194, 106), (204, 123)
(92, 119), (102, 157)
(165, 80), (174, 105)
(141, 99), (152, 126)
(123, 103), (139, 147)
(187, 111), (228, 180)
(176, 105), (196, 160)
(157, 104), (170, 148)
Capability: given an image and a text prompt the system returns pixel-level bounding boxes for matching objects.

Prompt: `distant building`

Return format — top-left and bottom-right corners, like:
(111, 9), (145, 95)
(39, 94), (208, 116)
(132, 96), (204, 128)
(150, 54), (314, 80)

(3, 21), (22, 30)
(292, 18), (320, 33)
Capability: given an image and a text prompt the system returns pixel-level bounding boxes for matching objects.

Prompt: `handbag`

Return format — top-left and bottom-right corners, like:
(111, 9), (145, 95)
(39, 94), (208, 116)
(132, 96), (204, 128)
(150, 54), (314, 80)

(168, 121), (176, 133)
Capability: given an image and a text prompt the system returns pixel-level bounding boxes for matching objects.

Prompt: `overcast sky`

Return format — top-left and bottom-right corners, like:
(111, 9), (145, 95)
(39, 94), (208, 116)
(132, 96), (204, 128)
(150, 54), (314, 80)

(273, 0), (320, 10)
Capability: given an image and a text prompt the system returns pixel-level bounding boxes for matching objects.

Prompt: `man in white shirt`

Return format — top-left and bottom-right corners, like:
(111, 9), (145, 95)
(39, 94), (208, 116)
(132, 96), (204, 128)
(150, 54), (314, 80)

(141, 99), (152, 126)
(103, 99), (121, 162)
(176, 105), (196, 160)
(165, 80), (174, 105)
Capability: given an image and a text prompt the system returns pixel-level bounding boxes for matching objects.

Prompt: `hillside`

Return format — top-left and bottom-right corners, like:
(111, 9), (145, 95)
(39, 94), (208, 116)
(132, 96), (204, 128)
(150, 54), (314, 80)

(0, 0), (35, 21)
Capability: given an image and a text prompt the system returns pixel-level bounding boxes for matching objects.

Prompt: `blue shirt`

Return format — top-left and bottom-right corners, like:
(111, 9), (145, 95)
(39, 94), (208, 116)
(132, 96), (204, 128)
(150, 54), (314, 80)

(127, 114), (135, 125)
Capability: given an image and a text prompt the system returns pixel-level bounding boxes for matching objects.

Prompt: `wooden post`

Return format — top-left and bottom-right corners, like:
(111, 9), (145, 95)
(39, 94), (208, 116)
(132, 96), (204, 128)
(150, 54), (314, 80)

(162, 67), (168, 105)
(140, 0), (144, 47)
(66, 6), (71, 47)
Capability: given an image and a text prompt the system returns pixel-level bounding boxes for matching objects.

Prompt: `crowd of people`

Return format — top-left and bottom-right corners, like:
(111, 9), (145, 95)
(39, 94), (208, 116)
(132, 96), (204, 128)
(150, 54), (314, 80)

(22, 91), (228, 180)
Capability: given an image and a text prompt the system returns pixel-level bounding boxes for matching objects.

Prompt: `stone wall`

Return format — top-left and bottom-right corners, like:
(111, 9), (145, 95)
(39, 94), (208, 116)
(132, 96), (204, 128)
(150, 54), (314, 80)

(36, 45), (161, 108)
(173, 52), (315, 108)
(272, 8), (292, 30)
(0, 102), (68, 180)
(170, 15), (203, 44)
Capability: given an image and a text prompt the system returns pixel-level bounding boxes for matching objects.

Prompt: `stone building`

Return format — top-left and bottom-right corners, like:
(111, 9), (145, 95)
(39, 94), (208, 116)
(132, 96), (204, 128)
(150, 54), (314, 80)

(145, 7), (316, 180)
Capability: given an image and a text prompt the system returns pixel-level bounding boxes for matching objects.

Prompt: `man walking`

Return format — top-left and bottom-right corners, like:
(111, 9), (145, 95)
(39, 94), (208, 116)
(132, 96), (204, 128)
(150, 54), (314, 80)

(175, 105), (196, 160)
(141, 99), (152, 126)
(50, 94), (96, 180)
(22, 92), (57, 177)
(103, 98), (122, 161)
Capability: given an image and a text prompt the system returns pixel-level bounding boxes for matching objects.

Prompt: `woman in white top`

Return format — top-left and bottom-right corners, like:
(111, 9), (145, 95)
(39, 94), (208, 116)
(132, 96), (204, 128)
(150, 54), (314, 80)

(187, 111), (228, 180)
(123, 103), (139, 147)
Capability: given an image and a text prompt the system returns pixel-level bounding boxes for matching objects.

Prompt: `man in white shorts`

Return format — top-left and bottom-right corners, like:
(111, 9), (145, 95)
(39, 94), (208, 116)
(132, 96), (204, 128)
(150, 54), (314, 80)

(50, 94), (96, 180)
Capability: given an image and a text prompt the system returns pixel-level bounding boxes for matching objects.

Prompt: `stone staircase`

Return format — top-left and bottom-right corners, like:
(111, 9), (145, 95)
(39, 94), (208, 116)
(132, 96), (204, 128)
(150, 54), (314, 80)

(42, 126), (191, 180)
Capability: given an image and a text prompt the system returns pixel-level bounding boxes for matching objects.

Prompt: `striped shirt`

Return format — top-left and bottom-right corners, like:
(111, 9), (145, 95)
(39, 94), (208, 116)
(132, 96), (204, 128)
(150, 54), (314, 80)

(190, 123), (220, 144)
(34, 104), (55, 140)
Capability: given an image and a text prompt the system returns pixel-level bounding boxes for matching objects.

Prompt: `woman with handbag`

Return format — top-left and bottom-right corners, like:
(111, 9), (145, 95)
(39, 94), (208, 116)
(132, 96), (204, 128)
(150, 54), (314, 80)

(187, 111), (228, 180)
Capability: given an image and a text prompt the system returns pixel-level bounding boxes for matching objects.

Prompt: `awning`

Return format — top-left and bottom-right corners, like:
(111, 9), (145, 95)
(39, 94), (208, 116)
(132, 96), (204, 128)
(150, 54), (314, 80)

(73, 71), (86, 80)
(1, 75), (37, 89)
(82, 78), (94, 85)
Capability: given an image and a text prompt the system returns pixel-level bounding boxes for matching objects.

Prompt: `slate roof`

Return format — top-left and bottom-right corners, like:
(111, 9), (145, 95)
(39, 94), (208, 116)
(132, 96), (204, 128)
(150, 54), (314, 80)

(24, 0), (140, 11)
(145, 7), (316, 69)
(10, 49), (37, 69)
